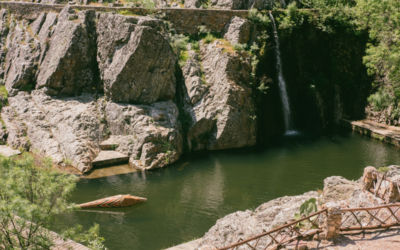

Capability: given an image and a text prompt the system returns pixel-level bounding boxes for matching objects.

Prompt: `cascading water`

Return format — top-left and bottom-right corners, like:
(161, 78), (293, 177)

(269, 12), (296, 135)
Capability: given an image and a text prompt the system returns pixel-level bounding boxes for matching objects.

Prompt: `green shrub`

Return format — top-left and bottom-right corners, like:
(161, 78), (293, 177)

(203, 33), (216, 44)
(377, 166), (389, 174)
(0, 153), (107, 249)
(232, 43), (248, 52)
(294, 198), (318, 228)
(247, 9), (270, 27)
(367, 88), (394, 111)
(142, 0), (155, 9)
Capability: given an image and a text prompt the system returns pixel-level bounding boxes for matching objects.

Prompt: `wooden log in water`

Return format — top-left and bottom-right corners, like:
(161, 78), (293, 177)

(77, 194), (147, 208)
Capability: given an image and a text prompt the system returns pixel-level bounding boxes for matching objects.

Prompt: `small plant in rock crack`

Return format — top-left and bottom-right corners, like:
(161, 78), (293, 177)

(294, 198), (318, 229)
(162, 141), (173, 153)
(111, 144), (118, 150)
(64, 158), (73, 165)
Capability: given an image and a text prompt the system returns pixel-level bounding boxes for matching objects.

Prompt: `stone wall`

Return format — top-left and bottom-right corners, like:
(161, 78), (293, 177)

(0, 1), (249, 34)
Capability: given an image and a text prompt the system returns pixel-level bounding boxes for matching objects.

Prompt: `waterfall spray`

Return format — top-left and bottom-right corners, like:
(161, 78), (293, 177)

(269, 12), (295, 134)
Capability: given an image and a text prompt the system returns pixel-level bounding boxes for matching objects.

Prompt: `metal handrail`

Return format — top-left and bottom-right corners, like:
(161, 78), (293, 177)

(218, 209), (327, 250)
(340, 203), (400, 231)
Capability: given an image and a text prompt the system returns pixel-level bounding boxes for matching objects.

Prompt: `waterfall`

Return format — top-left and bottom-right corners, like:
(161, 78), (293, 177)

(269, 12), (295, 134)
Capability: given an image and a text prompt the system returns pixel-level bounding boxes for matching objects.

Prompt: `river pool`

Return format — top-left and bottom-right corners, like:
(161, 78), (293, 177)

(52, 128), (400, 250)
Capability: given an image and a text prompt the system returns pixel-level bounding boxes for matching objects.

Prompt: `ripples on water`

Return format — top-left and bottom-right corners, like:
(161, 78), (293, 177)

(52, 129), (400, 250)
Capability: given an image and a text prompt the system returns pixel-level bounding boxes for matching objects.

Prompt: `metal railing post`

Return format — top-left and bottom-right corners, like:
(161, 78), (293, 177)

(322, 202), (342, 239)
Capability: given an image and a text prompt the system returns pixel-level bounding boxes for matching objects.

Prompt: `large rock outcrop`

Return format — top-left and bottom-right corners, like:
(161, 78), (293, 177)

(196, 191), (319, 249)
(222, 16), (254, 45)
(3, 7), (97, 96)
(5, 90), (103, 173)
(96, 13), (176, 104)
(36, 7), (97, 95)
(98, 99), (183, 170)
(179, 40), (256, 151)
(4, 17), (41, 96)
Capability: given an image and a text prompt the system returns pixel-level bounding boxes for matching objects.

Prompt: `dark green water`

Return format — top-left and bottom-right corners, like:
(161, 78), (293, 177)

(52, 129), (400, 250)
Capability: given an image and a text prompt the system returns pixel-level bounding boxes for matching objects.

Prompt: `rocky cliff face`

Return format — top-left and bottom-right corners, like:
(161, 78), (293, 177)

(178, 40), (256, 151)
(96, 13), (176, 104)
(0, 7), (257, 173)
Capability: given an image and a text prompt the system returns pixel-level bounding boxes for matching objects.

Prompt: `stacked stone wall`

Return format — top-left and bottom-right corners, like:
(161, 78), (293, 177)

(0, 1), (249, 34)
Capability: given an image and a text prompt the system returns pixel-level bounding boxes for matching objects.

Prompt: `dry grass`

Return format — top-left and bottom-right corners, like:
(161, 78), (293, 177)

(216, 39), (235, 53)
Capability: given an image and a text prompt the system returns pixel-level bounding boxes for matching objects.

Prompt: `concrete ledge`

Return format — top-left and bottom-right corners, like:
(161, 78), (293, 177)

(340, 119), (400, 147)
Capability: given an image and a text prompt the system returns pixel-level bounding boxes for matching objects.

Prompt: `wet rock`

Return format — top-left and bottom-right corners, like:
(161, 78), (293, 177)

(180, 40), (256, 151)
(196, 191), (318, 249)
(96, 13), (176, 104)
(321, 176), (359, 203)
(222, 16), (253, 45)
(102, 99), (183, 170)
(36, 7), (97, 95)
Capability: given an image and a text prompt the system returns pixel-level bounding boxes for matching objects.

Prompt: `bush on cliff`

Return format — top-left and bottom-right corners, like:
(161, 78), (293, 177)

(0, 153), (106, 249)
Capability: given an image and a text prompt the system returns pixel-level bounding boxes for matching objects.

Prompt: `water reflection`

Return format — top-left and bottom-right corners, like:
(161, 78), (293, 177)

(51, 130), (400, 250)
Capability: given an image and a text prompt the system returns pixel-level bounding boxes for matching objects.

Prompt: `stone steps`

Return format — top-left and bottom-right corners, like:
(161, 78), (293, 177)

(99, 137), (119, 150)
(92, 150), (129, 167)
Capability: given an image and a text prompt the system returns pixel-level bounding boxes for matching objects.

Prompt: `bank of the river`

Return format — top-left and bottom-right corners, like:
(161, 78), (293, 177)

(340, 119), (400, 147)
(49, 128), (400, 250)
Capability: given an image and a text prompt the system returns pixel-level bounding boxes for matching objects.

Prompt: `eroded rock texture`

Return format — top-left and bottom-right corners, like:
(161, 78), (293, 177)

(0, 9), (9, 78)
(3, 7), (97, 96)
(222, 16), (254, 44)
(4, 17), (41, 96)
(196, 191), (318, 249)
(98, 99), (183, 170)
(6, 90), (103, 173)
(96, 13), (176, 104)
(36, 8), (97, 95)
(0, 6), (258, 173)
(210, 0), (252, 10)
(179, 40), (256, 151)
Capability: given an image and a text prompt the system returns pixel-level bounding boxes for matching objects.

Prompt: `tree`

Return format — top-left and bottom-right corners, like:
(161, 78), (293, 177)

(0, 153), (106, 249)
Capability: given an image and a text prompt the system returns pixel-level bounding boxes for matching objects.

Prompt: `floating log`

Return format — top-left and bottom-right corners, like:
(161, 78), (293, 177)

(77, 194), (147, 208)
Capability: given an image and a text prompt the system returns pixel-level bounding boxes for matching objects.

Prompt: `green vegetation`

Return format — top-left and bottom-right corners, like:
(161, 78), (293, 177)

(294, 198), (318, 228)
(377, 166), (389, 174)
(0, 85), (8, 106)
(0, 153), (106, 249)
(270, 0), (400, 121)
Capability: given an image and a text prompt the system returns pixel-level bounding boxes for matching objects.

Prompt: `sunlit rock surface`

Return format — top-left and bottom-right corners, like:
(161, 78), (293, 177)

(96, 13), (176, 104)
(196, 191), (318, 249)
(101, 99), (183, 171)
(179, 40), (256, 151)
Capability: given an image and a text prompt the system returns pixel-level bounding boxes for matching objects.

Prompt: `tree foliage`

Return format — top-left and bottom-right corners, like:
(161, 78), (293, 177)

(0, 153), (106, 249)
(274, 0), (400, 116)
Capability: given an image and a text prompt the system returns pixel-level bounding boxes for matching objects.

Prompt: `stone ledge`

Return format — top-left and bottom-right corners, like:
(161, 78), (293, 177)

(340, 118), (400, 147)
(0, 1), (249, 34)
